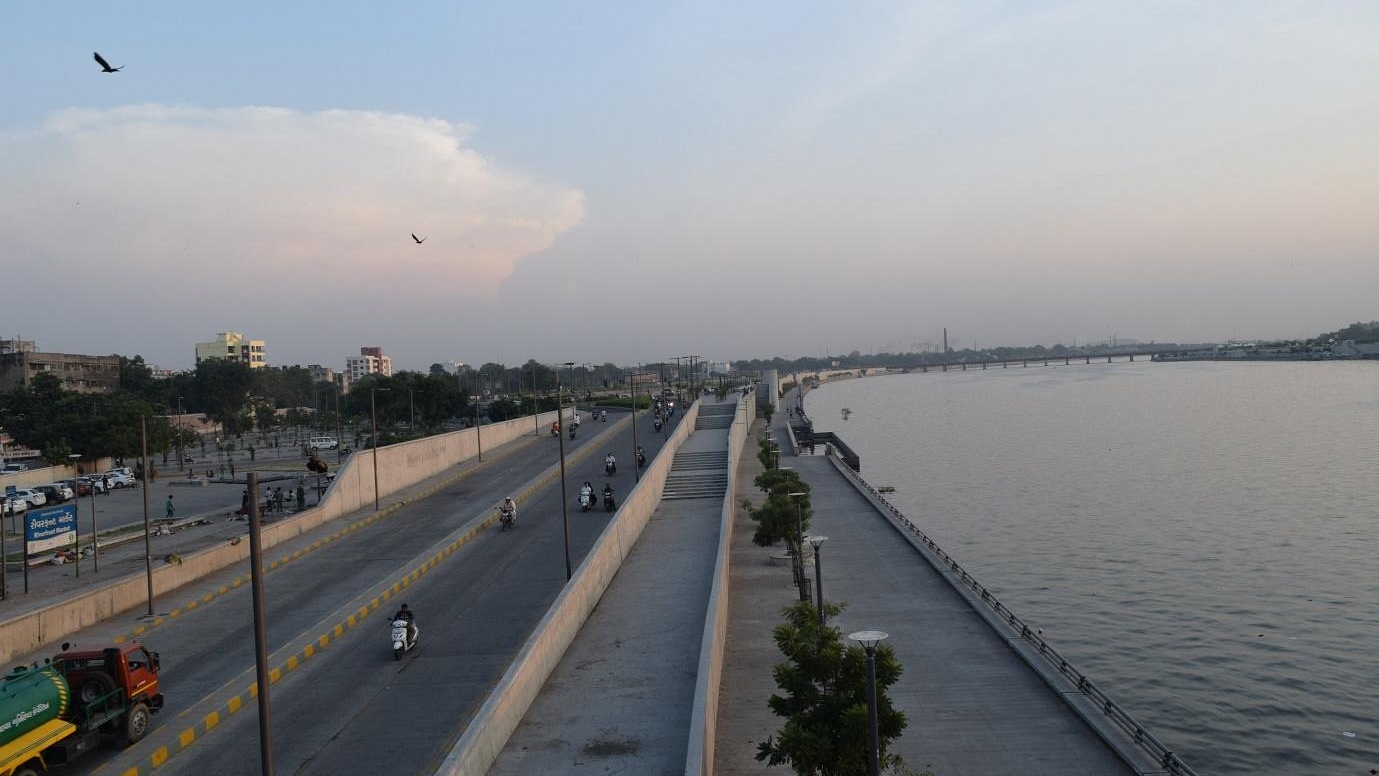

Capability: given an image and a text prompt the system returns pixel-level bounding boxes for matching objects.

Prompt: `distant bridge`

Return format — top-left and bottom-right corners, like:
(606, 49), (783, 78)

(898, 352), (1161, 372)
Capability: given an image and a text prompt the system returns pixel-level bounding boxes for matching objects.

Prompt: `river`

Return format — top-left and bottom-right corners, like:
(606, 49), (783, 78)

(801, 361), (1379, 776)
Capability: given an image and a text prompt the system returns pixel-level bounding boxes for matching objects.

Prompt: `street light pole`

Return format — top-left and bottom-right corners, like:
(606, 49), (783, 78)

(557, 364), (575, 580)
(141, 415), (153, 615)
(849, 630), (890, 776)
(246, 470), (276, 776)
(176, 396), (185, 472)
(474, 369), (483, 462)
(370, 386), (391, 511)
(69, 453), (82, 578)
(630, 370), (640, 484)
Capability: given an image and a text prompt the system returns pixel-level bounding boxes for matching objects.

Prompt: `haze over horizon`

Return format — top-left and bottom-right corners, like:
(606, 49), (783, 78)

(3, 2), (1376, 372)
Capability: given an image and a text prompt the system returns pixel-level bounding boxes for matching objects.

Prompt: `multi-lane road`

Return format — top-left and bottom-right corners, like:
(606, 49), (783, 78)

(22, 407), (682, 776)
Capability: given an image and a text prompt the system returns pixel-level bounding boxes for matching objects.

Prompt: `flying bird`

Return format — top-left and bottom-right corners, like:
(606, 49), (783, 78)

(411, 233), (427, 244)
(93, 52), (123, 72)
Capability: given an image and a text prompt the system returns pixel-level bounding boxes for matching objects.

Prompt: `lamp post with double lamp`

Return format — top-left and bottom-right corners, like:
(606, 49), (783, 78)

(370, 385), (391, 511)
(787, 491), (808, 601)
(849, 630), (890, 776)
(473, 368), (483, 462)
(806, 535), (827, 627)
(557, 363), (575, 579)
(175, 396), (186, 472)
(140, 416), (154, 614)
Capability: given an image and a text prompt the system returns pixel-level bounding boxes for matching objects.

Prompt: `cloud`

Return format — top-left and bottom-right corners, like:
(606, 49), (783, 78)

(0, 105), (585, 300)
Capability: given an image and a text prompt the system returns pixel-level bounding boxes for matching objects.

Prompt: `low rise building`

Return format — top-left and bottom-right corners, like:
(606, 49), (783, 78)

(195, 331), (267, 368)
(0, 348), (121, 394)
(346, 347), (392, 382)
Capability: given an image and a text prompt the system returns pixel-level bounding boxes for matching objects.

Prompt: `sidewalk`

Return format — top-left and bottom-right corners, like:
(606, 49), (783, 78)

(715, 408), (1140, 775)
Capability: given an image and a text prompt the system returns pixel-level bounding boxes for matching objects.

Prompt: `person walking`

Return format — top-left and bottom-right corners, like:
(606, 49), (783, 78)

(165, 494), (175, 518)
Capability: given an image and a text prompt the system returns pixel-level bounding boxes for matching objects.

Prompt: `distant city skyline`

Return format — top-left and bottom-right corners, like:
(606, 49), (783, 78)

(3, 2), (1376, 370)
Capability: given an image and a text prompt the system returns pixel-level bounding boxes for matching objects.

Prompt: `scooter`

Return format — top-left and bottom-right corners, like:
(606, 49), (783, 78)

(601, 411), (608, 422)
(391, 619), (419, 660)
(499, 505), (515, 531)
(603, 491), (616, 512)
(579, 491), (593, 512)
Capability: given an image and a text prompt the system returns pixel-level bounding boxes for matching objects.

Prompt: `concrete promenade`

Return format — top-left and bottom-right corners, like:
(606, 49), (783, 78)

(487, 419), (732, 774)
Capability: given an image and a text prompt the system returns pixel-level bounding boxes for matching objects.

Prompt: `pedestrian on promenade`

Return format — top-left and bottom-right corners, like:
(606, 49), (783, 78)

(165, 494), (175, 518)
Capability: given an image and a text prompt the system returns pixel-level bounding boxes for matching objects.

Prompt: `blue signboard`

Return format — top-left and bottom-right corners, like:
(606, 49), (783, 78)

(26, 504), (77, 554)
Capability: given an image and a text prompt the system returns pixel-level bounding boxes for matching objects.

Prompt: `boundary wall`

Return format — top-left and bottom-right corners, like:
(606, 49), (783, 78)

(683, 394), (754, 776)
(0, 410), (561, 661)
(822, 453), (1197, 776)
(436, 400), (704, 776)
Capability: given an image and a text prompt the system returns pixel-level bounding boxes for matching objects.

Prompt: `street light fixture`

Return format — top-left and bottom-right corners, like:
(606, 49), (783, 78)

(849, 630), (890, 776)
(806, 535), (827, 627)
(371, 385), (392, 511)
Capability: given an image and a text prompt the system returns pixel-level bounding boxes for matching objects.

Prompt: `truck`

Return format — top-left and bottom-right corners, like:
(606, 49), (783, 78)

(0, 643), (163, 776)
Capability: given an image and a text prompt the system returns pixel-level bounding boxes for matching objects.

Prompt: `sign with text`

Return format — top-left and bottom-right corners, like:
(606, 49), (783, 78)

(26, 504), (76, 554)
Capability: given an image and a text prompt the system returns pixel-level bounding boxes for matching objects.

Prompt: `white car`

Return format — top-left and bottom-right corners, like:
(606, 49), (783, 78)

(13, 488), (46, 507)
(2, 496), (26, 517)
(103, 470), (136, 489)
(308, 437), (339, 450)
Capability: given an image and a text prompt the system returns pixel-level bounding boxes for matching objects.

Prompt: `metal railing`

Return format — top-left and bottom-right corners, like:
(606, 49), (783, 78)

(832, 459), (1200, 776)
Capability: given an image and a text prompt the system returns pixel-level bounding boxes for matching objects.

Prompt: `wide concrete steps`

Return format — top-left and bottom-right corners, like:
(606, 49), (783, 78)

(663, 449), (729, 500)
(695, 405), (737, 430)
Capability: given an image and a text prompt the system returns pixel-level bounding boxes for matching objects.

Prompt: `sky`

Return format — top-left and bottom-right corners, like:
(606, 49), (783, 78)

(2, 1), (1377, 371)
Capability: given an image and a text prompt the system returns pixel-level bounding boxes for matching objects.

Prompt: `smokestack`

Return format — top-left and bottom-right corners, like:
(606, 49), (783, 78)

(943, 328), (949, 354)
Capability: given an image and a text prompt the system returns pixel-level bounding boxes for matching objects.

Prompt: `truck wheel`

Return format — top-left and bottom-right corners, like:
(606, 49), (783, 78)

(125, 702), (152, 744)
(15, 765), (41, 776)
(78, 673), (116, 704)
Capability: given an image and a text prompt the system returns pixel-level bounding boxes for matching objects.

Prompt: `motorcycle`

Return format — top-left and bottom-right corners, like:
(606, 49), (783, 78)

(391, 619), (419, 660)
(550, 423), (560, 438)
(605, 459), (616, 475)
(603, 491), (616, 512)
(600, 411), (608, 422)
(499, 505), (515, 531)
(636, 450), (646, 469)
(579, 491), (594, 512)
(569, 425), (577, 440)
(653, 418), (662, 432)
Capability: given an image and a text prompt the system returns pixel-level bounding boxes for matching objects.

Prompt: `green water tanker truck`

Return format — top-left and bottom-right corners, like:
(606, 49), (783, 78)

(0, 643), (162, 776)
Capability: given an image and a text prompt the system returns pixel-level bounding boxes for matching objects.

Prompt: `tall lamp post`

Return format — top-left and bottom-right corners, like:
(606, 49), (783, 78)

(557, 363), (575, 579)
(788, 491), (808, 601)
(806, 535), (827, 626)
(140, 415), (154, 615)
(370, 385), (391, 511)
(849, 630), (890, 776)
(175, 396), (186, 472)
(630, 369), (640, 484)
(473, 368), (483, 462)
(68, 454), (82, 577)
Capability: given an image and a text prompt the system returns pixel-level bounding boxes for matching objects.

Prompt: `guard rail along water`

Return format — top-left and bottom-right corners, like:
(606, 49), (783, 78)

(822, 443), (1200, 776)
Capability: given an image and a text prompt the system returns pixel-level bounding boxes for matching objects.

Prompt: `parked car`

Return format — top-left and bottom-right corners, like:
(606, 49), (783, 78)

(103, 470), (136, 489)
(79, 475), (107, 494)
(34, 484), (69, 504)
(14, 488), (47, 507)
(60, 478), (91, 497)
(2, 496), (26, 517)
(2, 462), (31, 473)
(308, 436), (339, 450)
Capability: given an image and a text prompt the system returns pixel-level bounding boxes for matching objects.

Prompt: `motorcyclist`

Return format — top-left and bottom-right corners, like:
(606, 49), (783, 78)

(602, 483), (615, 510)
(580, 481), (594, 507)
(393, 603), (418, 646)
(550, 421), (560, 436)
(636, 446), (646, 467)
(605, 452), (616, 473)
(500, 496), (517, 525)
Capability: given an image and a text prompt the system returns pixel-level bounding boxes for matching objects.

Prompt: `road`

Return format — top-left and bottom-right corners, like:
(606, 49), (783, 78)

(24, 406), (682, 776)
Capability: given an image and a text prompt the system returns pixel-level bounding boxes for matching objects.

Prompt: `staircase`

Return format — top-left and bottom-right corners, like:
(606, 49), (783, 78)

(663, 450), (729, 500)
(695, 403), (736, 430)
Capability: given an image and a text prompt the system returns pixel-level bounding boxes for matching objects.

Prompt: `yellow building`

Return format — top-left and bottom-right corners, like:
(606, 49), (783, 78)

(195, 331), (267, 368)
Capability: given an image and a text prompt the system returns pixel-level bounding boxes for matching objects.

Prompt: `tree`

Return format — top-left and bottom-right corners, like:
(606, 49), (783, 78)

(757, 601), (909, 776)
(762, 401), (775, 423)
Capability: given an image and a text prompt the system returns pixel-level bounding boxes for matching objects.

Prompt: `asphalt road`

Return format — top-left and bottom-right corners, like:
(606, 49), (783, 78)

(29, 406), (683, 776)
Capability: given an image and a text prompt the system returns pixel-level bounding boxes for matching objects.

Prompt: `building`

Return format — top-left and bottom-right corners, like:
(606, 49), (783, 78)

(306, 364), (336, 385)
(346, 347), (392, 382)
(195, 331), (267, 368)
(0, 349), (122, 394)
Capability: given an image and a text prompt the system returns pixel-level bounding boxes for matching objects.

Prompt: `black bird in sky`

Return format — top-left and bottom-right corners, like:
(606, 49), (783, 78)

(411, 233), (427, 244)
(93, 52), (123, 72)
